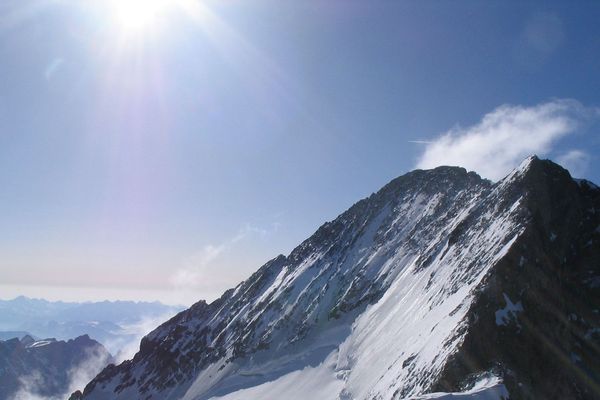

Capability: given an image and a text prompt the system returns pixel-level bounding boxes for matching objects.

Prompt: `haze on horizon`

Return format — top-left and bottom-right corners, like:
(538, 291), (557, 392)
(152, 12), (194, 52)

(1, 0), (599, 306)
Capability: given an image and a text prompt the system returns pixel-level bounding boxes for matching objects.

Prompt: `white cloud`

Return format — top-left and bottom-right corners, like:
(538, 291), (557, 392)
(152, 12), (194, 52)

(110, 312), (180, 363)
(415, 99), (597, 181)
(8, 348), (110, 400)
(169, 223), (279, 291)
(231, 223), (268, 243)
(556, 149), (591, 178)
(64, 347), (112, 398)
(169, 244), (226, 289)
(9, 371), (46, 400)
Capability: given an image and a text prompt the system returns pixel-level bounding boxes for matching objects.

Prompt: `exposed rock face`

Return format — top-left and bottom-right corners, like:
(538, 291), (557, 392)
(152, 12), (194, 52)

(0, 335), (112, 400)
(434, 160), (600, 399)
(81, 157), (600, 400)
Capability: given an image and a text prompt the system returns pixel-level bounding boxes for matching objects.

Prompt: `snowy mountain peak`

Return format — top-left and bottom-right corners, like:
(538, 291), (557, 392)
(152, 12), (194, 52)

(79, 158), (600, 400)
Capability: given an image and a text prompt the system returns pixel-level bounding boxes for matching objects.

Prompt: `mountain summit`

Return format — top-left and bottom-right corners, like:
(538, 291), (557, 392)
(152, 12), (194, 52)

(78, 157), (600, 400)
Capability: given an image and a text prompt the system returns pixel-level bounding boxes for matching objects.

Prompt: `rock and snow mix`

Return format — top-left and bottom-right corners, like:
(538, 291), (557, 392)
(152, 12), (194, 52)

(79, 157), (600, 400)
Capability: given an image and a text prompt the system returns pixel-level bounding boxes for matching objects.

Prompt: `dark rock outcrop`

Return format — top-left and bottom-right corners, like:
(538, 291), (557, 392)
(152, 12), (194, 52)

(0, 335), (112, 400)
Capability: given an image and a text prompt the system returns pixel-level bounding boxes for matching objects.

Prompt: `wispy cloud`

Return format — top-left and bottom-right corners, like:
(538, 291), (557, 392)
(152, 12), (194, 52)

(110, 312), (180, 363)
(169, 244), (226, 289)
(9, 371), (46, 400)
(514, 12), (565, 69)
(415, 99), (598, 181)
(44, 58), (64, 81)
(9, 347), (110, 400)
(169, 223), (279, 291)
(556, 149), (591, 178)
(63, 347), (112, 397)
(408, 140), (434, 144)
(231, 223), (269, 243)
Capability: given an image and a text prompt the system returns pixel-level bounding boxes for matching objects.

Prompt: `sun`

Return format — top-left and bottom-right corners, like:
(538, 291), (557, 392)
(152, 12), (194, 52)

(113, 0), (169, 31)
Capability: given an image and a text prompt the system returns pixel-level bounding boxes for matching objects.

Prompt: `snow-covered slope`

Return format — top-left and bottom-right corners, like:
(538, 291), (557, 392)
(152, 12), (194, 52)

(79, 156), (600, 400)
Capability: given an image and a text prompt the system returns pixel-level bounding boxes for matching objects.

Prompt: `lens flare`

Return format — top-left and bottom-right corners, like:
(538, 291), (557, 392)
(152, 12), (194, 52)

(113, 0), (169, 31)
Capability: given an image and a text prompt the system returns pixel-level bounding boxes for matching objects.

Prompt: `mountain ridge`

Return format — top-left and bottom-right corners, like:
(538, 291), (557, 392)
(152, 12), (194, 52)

(79, 156), (600, 400)
(0, 334), (112, 400)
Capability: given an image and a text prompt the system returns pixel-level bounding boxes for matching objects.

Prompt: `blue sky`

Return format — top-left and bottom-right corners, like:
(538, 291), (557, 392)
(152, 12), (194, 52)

(1, 0), (599, 305)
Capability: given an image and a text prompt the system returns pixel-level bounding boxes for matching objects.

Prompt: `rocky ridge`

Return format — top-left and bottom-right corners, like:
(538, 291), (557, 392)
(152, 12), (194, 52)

(80, 157), (600, 400)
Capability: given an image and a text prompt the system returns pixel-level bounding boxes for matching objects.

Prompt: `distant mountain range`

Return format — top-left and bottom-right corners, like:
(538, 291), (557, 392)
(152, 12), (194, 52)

(0, 296), (184, 358)
(0, 331), (34, 341)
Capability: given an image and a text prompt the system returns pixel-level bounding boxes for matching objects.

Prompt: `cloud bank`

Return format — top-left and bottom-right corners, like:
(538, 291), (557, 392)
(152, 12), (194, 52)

(415, 99), (597, 181)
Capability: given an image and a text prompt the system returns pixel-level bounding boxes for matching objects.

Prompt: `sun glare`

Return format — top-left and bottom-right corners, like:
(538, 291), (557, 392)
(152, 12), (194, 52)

(113, 0), (169, 31)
